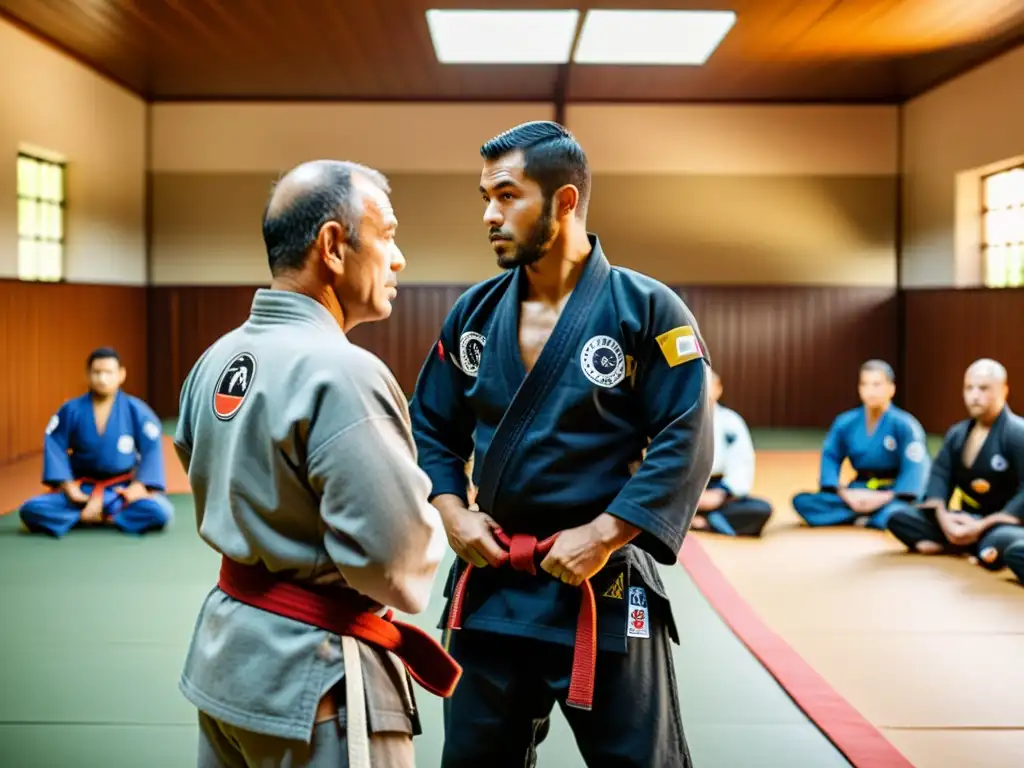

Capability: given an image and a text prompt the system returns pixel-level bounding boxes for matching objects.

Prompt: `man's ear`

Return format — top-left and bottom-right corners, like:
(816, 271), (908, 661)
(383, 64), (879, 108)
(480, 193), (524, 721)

(117, 367), (127, 387)
(318, 221), (348, 275)
(553, 184), (579, 220)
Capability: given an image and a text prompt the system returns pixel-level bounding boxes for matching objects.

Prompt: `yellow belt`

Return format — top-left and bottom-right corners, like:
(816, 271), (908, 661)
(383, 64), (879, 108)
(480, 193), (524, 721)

(864, 477), (895, 491)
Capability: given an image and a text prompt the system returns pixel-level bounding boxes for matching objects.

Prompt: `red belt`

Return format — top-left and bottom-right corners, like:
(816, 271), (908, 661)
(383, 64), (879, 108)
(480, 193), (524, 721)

(79, 472), (134, 498)
(446, 530), (598, 710)
(217, 556), (462, 698)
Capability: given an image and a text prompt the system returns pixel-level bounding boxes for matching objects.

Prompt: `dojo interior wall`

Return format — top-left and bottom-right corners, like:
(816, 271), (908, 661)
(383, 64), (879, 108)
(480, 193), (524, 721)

(4, 8), (1024, 467)
(0, 20), (148, 465)
(899, 44), (1024, 434)
(147, 102), (900, 427)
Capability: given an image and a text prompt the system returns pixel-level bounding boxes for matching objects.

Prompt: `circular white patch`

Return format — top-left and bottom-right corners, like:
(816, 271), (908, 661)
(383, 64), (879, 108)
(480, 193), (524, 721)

(45, 414), (59, 435)
(883, 435), (897, 451)
(143, 420), (161, 441)
(459, 332), (486, 377)
(581, 335), (625, 388)
(117, 434), (135, 455)
(991, 454), (1008, 472)
(904, 441), (925, 463)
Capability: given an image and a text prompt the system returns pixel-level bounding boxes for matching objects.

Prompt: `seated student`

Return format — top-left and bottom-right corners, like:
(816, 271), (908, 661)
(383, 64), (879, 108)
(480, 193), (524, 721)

(888, 359), (1024, 583)
(690, 369), (773, 536)
(19, 347), (173, 538)
(792, 359), (929, 530)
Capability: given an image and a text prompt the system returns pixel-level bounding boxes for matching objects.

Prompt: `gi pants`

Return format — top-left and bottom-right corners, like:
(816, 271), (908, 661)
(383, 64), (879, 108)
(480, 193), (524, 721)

(888, 507), (1024, 578)
(439, 606), (691, 768)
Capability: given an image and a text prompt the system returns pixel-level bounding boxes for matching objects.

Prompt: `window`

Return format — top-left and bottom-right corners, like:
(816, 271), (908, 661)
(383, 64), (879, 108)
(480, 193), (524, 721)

(981, 165), (1024, 288)
(17, 152), (65, 282)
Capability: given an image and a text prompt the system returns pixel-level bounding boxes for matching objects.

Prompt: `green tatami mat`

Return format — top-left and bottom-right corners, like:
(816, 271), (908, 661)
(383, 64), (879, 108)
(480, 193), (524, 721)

(0, 495), (850, 767)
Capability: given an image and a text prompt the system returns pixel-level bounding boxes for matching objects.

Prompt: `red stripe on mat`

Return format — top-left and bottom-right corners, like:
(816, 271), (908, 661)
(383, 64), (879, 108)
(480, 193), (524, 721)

(680, 537), (914, 768)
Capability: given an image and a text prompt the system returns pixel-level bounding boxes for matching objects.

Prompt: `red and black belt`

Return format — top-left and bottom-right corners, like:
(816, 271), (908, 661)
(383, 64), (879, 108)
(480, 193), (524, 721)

(217, 556), (462, 698)
(446, 529), (598, 710)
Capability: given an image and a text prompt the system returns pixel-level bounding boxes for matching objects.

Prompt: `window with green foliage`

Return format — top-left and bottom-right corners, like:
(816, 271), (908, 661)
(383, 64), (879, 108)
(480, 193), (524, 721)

(17, 152), (65, 282)
(981, 165), (1024, 288)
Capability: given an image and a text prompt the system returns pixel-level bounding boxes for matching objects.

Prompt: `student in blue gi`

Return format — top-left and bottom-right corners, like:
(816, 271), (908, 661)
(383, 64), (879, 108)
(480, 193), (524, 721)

(18, 347), (173, 537)
(410, 121), (714, 767)
(791, 359), (929, 530)
(887, 359), (1024, 585)
(690, 369), (773, 537)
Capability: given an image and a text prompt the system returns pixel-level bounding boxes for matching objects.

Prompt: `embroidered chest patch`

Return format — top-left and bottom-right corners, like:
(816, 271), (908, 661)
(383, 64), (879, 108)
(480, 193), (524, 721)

(214, 352), (257, 421)
(581, 335), (625, 388)
(459, 332), (486, 377)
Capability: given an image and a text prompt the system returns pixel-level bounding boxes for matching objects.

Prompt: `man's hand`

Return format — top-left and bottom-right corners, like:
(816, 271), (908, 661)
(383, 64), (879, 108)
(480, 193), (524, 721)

(938, 510), (980, 546)
(540, 514), (639, 587)
(433, 495), (504, 568)
(117, 481), (149, 505)
(79, 493), (104, 524)
(698, 488), (727, 511)
(61, 481), (89, 505)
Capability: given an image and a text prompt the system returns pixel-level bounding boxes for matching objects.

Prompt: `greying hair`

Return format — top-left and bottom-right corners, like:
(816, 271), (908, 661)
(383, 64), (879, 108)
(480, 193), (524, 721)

(860, 359), (895, 383)
(261, 160), (390, 274)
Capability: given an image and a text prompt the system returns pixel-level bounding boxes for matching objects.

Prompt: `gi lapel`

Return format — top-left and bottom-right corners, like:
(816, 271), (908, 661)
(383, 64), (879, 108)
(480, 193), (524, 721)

(476, 236), (611, 515)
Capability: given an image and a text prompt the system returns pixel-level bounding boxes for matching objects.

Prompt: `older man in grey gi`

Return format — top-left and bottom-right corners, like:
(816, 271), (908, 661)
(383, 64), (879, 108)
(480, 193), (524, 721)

(174, 160), (459, 767)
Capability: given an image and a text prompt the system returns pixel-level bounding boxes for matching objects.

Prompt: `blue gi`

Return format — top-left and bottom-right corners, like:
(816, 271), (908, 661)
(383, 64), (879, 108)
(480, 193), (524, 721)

(410, 236), (714, 767)
(792, 405), (929, 529)
(888, 406), (1024, 582)
(19, 392), (173, 537)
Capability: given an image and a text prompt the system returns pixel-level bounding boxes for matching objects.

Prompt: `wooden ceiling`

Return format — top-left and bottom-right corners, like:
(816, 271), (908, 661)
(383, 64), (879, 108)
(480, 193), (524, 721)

(3, 0), (1024, 103)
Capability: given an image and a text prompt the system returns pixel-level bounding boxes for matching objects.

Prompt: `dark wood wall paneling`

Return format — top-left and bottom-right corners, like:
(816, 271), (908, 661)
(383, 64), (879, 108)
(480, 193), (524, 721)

(903, 288), (1024, 434)
(6, 282), (1017, 468)
(146, 284), (898, 430)
(0, 280), (148, 465)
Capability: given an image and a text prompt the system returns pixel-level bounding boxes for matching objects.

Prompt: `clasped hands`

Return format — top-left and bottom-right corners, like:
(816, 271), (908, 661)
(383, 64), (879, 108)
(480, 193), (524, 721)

(62, 479), (149, 523)
(437, 496), (638, 587)
(936, 508), (985, 547)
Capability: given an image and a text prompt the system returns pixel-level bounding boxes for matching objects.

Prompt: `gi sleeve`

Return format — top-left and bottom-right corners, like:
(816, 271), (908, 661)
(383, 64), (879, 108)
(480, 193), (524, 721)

(408, 309), (477, 506)
(308, 359), (446, 615)
(1001, 423), (1024, 520)
(893, 416), (930, 499)
(604, 294), (714, 565)
(41, 402), (74, 486)
(131, 399), (167, 491)
(721, 411), (755, 498)
(818, 417), (846, 492)
(172, 359), (201, 474)
(923, 426), (958, 505)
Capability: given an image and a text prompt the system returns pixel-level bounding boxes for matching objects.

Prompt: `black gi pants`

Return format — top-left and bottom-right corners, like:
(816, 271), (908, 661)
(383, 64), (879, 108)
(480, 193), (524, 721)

(888, 506), (1024, 577)
(439, 608), (691, 768)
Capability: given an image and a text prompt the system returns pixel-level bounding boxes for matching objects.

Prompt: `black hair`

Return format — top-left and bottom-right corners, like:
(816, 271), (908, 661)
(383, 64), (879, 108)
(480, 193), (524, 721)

(860, 359), (895, 383)
(261, 161), (391, 274)
(87, 347), (121, 369)
(480, 121), (591, 218)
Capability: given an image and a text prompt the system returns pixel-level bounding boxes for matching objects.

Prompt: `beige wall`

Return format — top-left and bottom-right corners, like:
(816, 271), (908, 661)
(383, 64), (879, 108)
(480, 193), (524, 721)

(0, 19), (147, 284)
(901, 43), (1024, 288)
(150, 103), (898, 286)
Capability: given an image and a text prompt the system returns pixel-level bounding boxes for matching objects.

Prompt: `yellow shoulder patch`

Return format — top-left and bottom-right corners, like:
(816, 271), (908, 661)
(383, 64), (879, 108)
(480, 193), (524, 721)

(656, 325), (704, 368)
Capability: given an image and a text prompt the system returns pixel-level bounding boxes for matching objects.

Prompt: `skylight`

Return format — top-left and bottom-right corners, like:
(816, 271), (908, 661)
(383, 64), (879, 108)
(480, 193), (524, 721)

(425, 9), (581, 64)
(573, 9), (737, 65)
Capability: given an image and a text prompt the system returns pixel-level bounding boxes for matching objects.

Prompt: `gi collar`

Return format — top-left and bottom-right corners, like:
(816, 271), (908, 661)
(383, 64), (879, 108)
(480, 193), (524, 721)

(248, 289), (346, 334)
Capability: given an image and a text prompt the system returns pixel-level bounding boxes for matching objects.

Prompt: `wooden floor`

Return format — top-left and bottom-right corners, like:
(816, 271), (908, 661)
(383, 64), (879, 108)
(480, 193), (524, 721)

(697, 450), (1024, 768)
(2, 441), (1022, 767)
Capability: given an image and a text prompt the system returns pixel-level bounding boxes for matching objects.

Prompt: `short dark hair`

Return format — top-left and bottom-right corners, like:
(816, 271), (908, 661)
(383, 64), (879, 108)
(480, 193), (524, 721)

(860, 359), (894, 382)
(261, 161), (390, 274)
(480, 121), (590, 218)
(87, 347), (121, 369)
